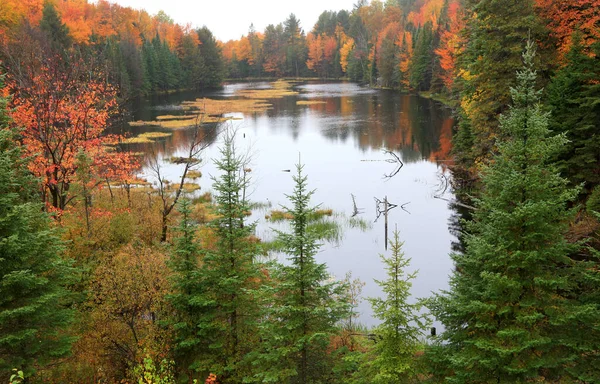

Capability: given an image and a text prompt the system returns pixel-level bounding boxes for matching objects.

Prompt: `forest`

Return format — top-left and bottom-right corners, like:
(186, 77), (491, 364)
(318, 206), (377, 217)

(1, 0), (600, 383)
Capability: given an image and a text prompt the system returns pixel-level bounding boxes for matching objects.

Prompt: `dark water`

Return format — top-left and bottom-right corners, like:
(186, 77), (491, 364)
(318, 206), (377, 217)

(125, 81), (456, 329)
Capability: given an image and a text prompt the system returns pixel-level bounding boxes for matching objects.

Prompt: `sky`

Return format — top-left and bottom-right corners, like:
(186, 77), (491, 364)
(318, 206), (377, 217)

(107, 0), (358, 42)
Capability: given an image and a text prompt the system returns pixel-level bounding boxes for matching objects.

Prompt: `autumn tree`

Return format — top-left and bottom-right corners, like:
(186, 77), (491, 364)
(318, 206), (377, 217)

(430, 42), (600, 383)
(0, 77), (77, 380)
(262, 23), (286, 76)
(254, 162), (349, 384)
(85, 243), (170, 381)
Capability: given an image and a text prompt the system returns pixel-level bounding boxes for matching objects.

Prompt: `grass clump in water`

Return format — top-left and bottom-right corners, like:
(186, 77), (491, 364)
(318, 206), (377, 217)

(348, 217), (372, 231)
(266, 210), (294, 221)
(187, 170), (202, 179)
(296, 100), (327, 106)
(122, 131), (172, 144)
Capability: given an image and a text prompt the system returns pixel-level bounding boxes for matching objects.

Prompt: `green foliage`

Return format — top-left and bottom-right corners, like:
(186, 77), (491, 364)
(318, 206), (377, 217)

(430, 41), (600, 383)
(169, 130), (261, 383)
(129, 354), (176, 384)
(8, 369), (23, 384)
(39, 2), (72, 51)
(358, 230), (429, 384)
(0, 77), (77, 380)
(457, 0), (552, 162)
(197, 27), (224, 89)
(253, 162), (350, 384)
(547, 34), (600, 197)
(410, 22), (434, 91)
(588, 186), (600, 214)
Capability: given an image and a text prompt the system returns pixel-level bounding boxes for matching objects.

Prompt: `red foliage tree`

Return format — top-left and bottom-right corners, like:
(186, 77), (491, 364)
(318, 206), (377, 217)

(8, 56), (136, 211)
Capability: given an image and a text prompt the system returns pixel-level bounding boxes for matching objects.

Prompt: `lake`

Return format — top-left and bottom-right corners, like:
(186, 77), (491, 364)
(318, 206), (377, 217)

(123, 81), (456, 329)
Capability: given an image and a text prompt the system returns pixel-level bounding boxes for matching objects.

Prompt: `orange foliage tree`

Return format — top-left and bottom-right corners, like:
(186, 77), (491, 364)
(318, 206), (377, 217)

(535, 0), (600, 57)
(9, 57), (135, 211)
(434, 0), (464, 90)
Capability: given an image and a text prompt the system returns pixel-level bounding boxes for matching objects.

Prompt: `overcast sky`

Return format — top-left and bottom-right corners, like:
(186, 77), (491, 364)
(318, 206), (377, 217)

(107, 0), (357, 41)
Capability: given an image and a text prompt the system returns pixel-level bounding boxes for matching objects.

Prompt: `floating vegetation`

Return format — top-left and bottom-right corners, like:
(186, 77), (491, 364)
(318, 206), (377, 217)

(122, 131), (172, 144)
(266, 210), (294, 222)
(182, 98), (272, 115)
(297, 100), (327, 106)
(168, 156), (201, 165)
(236, 80), (298, 99)
(266, 208), (333, 222)
(156, 114), (197, 121)
(186, 170), (202, 179)
(128, 114), (230, 130)
(179, 183), (201, 193)
(309, 209), (333, 220)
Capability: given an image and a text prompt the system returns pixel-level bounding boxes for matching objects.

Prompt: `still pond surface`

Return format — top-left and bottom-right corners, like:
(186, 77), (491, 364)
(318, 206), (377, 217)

(124, 81), (456, 329)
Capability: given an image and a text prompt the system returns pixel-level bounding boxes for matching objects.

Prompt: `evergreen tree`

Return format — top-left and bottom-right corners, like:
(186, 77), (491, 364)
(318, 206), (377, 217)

(360, 230), (428, 384)
(409, 22), (434, 91)
(39, 2), (72, 52)
(430, 41), (600, 383)
(169, 131), (261, 383)
(167, 199), (203, 381)
(547, 34), (600, 197)
(0, 76), (76, 380)
(197, 27), (224, 89)
(284, 14), (306, 78)
(457, 0), (552, 163)
(254, 162), (349, 384)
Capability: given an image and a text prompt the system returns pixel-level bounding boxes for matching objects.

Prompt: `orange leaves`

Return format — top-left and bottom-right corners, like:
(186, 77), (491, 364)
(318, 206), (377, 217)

(434, 0), (464, 90)
(306, 33), (337, 77)
(535, 0), (600, 57)
(9, 58), (135, 210)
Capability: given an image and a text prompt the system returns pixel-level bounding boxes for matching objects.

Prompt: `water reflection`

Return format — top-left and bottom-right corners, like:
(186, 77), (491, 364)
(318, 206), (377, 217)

(119, 82), (456, 328)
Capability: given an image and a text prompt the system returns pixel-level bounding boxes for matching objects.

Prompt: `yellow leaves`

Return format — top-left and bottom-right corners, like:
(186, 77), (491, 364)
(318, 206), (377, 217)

(339, 37), (355, 73)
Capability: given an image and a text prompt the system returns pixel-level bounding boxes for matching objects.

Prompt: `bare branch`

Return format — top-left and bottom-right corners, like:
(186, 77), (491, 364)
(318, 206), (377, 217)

(383, 149), (404, 180)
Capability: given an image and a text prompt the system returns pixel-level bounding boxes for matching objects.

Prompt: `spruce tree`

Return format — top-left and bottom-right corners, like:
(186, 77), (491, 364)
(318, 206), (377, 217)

(547, 34), (600, 197)
(169, 131), (261, 383)
(363, 230), (428, 384)
(0, 77), (76, 380)
(430, 41), (600, 383)
(457, 0), (552, 163)
(254, 162), (349, 384)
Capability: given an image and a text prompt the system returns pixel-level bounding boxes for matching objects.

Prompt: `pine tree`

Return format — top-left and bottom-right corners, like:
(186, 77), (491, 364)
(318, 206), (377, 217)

(430, 41), (600, 383)
(197, 27), (224, 89)
(39, 2), (72, 52)
(410, 22), (434, 91)
(362, 230), (428, 384)
(0, 76), (76, 380)
(547, 33), (600, 197)
(168, 198), (204, 381)
(169, 130), (261, 383)
(457, 0), (552, 163)
(254, 162), (349, 384)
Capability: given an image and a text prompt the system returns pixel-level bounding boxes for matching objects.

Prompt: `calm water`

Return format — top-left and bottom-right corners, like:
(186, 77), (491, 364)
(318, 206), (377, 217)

(125, 81), (456, 329)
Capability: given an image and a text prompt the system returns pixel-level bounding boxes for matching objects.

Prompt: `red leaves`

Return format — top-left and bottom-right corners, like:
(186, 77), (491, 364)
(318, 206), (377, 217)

(9, 59), (136, 210)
